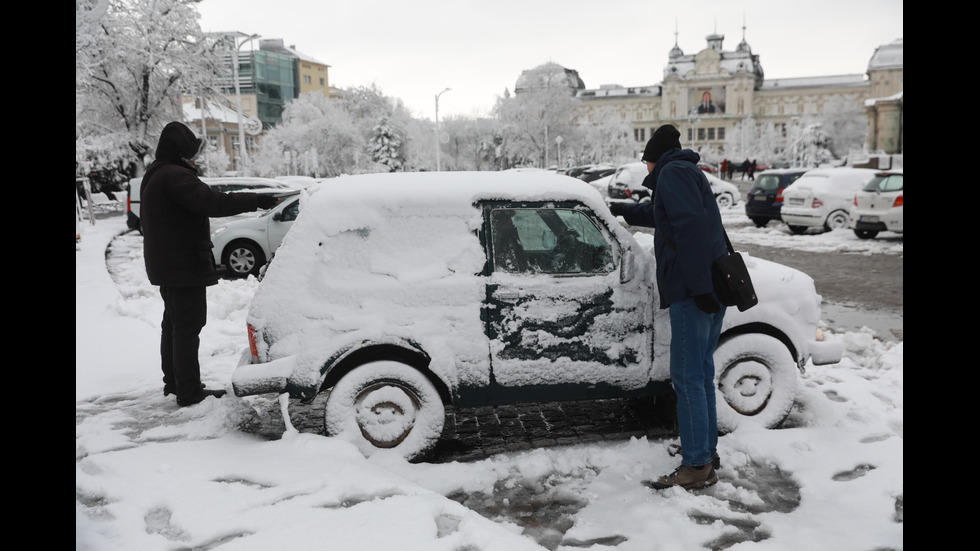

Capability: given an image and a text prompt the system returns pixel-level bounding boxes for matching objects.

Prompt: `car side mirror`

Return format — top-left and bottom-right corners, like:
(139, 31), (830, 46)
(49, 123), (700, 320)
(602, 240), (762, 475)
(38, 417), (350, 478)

(272, 212), (283, 222)
(619, 243), (635, 283)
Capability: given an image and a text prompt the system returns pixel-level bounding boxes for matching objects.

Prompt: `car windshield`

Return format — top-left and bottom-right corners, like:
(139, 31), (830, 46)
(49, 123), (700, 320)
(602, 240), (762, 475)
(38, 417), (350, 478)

(862, 174), (903, 192)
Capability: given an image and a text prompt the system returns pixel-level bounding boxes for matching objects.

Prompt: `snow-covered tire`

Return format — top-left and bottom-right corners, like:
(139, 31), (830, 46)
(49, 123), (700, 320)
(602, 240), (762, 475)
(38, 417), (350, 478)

(823, 209), (850, 231)
(715, 193), (735, 209)
(324, 361), (445, 461)
(714, 334), (797, 433)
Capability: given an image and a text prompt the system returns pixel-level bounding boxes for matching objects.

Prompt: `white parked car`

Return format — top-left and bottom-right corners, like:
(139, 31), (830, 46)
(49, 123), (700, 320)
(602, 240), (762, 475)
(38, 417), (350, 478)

(231, 171), (841, 461)
(848, 169), (903, 239)
(607, 162), (740, 208)
(779, 167), (878, 234)
(211, 192), (301, 278)
(126, 175), (293, 233)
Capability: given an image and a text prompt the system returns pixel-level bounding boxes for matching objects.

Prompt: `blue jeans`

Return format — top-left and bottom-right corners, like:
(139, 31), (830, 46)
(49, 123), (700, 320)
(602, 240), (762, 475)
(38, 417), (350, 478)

(669, 298), (726, 467)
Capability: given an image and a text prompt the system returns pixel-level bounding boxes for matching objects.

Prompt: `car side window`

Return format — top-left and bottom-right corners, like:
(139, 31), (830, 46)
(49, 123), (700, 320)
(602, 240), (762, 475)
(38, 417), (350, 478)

(279, 200), (300, 221)
(490, 208), (614, 275)
(880, 174), (903, 192)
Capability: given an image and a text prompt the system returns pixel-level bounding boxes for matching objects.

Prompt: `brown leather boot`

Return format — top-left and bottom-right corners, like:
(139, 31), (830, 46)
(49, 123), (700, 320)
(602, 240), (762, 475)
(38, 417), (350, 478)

(648, 464), (718, 490)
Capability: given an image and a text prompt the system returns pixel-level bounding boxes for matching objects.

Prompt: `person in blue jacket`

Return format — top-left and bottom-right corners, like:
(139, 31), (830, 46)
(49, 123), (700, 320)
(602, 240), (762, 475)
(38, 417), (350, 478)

(608, 125), (729, 490)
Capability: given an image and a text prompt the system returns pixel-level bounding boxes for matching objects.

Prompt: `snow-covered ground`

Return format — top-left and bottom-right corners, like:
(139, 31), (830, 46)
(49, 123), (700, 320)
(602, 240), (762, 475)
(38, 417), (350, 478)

(76, 205), (902, 551)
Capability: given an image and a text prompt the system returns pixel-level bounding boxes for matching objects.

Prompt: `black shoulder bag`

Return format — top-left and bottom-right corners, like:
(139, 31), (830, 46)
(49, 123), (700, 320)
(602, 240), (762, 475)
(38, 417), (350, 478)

(711, 229), (758, 312)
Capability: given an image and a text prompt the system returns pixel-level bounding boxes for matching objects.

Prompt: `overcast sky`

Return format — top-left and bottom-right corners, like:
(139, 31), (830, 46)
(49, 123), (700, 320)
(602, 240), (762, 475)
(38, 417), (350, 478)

(196, 0), (903, 120)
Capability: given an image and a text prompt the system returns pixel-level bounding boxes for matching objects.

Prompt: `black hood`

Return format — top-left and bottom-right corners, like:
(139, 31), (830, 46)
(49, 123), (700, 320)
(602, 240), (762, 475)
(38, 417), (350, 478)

(154, 122), (203, 165)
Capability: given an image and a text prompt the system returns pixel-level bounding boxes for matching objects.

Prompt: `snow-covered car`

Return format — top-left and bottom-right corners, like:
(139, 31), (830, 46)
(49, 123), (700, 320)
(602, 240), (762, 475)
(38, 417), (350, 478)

(779, 168), (878, 234)
(848, 169), (903, 239)
(607, 162), (740, 208)
(126, 175), (293, 233)
(232, 171), (842, 461)
(744, 168), (810, 227)
(211, 191), (301, 278)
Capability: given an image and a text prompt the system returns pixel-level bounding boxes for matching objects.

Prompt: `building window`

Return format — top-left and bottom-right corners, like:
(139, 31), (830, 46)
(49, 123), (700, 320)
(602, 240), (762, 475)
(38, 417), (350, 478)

(697, 128), (705, 141)
(319, 78), (325, 86)
(718, 127), (725, 140)
(708, 128), (715, 140)
(303, 75), (311, 84)
(634, 128), (646, 142)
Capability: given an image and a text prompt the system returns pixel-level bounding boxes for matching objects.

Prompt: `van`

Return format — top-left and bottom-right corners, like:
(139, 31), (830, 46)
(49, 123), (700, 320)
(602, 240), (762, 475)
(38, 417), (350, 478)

(232, 171), (842, 460)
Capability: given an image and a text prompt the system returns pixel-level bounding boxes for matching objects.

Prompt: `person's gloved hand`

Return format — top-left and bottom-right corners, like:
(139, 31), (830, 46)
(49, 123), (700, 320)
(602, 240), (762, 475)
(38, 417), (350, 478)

(256, 194), (279, 210)
(608, 201), (626, 217)
(693, 293), (721, 314)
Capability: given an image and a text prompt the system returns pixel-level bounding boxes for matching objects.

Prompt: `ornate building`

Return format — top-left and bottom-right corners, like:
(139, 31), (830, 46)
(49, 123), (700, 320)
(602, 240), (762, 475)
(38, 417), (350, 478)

(568, 33), (902, 159)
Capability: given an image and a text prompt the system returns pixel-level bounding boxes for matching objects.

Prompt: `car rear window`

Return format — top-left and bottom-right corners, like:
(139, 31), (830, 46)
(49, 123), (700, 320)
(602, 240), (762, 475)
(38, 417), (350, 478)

(862, 174), (903, 192)
(753, 175), (782, 191)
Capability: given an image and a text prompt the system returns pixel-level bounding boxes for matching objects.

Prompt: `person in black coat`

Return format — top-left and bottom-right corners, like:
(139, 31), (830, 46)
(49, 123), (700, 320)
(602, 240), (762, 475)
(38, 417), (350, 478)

(140, 121), (278, 406)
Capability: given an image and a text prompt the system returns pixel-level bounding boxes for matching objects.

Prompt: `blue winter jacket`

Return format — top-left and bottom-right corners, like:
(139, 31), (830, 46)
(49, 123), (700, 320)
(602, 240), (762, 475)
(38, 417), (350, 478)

(619, 148), (729, 308)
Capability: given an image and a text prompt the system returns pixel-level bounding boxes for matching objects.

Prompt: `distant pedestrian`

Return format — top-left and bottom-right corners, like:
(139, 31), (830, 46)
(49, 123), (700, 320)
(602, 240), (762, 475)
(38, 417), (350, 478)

(140, 122), (279, 407)
(748, 160), (757, 181)
(726, 160), (734, 180)
(740, 158), (750, 181)
(720, 159), (729, 179)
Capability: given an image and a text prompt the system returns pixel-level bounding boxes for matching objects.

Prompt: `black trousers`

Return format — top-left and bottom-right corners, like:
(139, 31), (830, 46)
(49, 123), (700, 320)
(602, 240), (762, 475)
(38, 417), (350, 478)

(159, 286), (207, 399)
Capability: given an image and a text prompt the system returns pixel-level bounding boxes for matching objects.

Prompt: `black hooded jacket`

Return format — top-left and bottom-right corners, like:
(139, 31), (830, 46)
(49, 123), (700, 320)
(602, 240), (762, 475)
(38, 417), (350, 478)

(140, 122), (261, 287)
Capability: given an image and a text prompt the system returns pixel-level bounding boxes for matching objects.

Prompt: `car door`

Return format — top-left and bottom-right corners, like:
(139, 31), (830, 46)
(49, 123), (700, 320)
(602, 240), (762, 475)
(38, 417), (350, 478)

(481, 201), (656, 404)
(264, 197), (300, 254)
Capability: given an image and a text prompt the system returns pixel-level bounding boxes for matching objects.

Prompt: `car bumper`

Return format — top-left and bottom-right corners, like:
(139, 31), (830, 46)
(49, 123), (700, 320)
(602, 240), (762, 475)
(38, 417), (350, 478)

(807, 335), (843, 366)
(780, 209), (824, 227)
(231, 350), (296, 397)
(850, 210), (903, 233)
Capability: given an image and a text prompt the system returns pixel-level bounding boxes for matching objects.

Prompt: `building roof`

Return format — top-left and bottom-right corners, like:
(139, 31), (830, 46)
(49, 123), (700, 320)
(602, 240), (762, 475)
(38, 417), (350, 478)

(868, 38), (903, 71)
(760, 74), (868, 91)
(259, 38), (330, 67)
(515, 62), (586, 92)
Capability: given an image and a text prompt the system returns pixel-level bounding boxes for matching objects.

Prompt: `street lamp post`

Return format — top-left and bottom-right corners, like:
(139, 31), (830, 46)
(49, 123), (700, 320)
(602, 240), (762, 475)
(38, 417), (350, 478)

(435, 87), (451, 171)
(232, 33), (260, 176)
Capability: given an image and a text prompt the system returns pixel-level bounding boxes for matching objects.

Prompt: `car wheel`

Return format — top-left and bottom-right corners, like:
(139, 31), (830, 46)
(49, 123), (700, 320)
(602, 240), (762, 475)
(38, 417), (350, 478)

(715, 193), (735, 209)
(714, 334), (798, 433)
(750, 218), (769, 228)
(853, 229), (879, 239)
(823, 210), (850, 232)
(223, 240), (265, 278)
(787, 225), (808, 235)
(324, 361), (446, 461)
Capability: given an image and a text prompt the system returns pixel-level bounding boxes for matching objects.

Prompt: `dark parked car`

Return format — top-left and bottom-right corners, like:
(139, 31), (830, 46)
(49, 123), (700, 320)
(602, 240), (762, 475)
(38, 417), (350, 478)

(232, 171), (841, 461)
(576, 165), (617, 183)
(744, 169), (809, 227)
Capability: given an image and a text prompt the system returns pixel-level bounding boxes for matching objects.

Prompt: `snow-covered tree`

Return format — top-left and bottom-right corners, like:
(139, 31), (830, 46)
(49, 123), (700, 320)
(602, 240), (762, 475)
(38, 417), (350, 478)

(370, 116), (404, 172)
(493, 85), (581, 168)
(251, 91), (364, 178)
(787, 122), (835, 167)
(76, 0), (223, 178)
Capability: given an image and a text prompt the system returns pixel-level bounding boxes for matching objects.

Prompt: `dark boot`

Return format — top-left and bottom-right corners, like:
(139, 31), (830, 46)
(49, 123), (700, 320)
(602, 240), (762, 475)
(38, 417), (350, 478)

(164, 382), (203, 397)
(176, 387), (227, 407)
(648, 464), (718, 490)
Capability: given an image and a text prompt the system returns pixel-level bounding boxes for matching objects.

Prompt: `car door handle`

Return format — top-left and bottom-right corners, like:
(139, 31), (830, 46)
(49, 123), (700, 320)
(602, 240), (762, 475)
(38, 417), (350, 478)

(496, 291), (521, 300)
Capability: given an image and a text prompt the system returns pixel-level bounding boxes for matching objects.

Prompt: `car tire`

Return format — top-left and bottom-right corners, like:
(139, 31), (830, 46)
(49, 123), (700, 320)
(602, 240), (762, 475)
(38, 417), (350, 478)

(714, 334), (798, 433)
(715, 193), (735, 209)
(823, 210), (850, 232)
(787, 225), (808, 235)
(324, 361), (446, 461)
(222, 240), (265, 278)
(750, 218), (769, 228)
(853, 229), (879, 239)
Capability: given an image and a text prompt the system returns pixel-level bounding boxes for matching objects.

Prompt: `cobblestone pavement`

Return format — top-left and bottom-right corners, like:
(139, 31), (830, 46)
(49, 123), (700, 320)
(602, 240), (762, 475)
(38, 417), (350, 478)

(243, 393), (678, 463)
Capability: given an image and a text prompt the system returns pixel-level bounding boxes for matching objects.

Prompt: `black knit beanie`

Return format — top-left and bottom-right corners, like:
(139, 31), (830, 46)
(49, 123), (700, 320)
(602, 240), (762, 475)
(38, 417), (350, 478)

(642, 124), (682, 163)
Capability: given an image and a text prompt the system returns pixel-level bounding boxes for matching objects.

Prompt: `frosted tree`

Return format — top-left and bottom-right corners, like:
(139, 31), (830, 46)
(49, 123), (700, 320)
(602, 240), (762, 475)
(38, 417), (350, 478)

(76, 0), (223, 180)
(787, 122), (835, 168)
(493, 85), (581, 168)
(252, 91), (363, 178)
(370, 116), (404, 172)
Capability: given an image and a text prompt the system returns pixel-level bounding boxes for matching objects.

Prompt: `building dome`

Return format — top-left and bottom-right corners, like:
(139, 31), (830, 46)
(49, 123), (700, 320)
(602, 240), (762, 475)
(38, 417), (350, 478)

(515, 62), (586, 92)
(868, 38), (903, 71)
